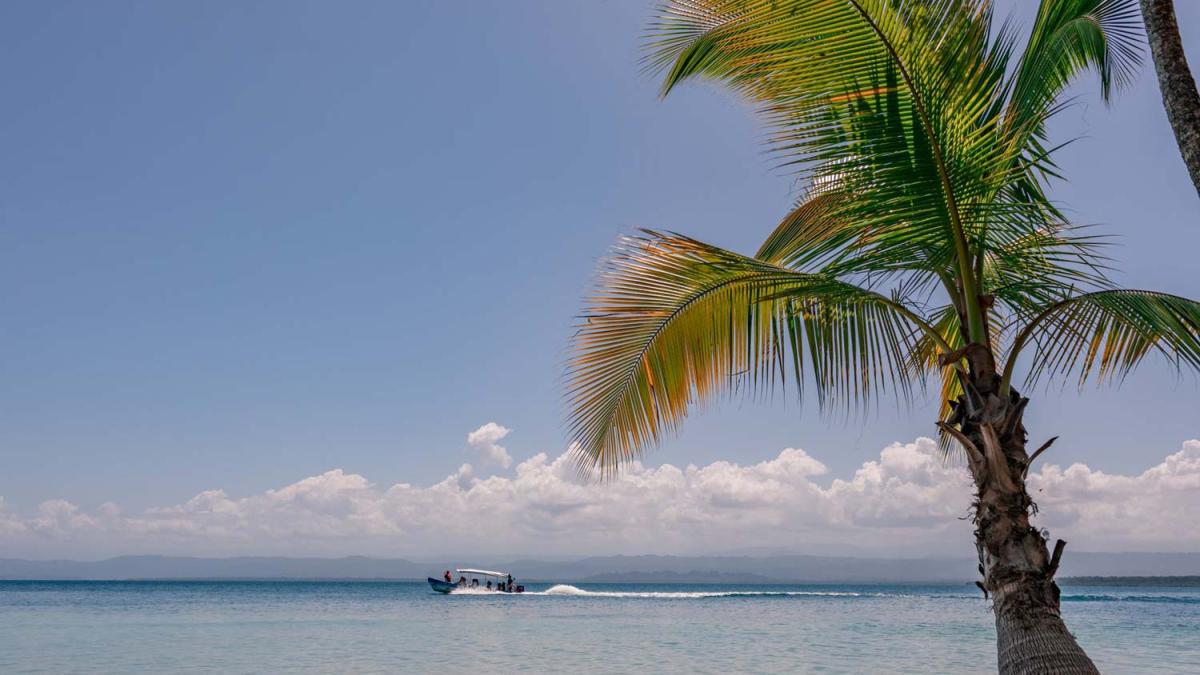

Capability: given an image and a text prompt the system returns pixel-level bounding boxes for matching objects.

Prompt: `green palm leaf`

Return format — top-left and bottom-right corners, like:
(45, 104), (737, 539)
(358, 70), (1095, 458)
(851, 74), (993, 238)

(1003, 290), (1200, 390)
(1008, 0), (1142, 124)
(756, 191), (856, 270)
(647, 1), (1050, 342)
(567, 231), (941, 476)
(569, 1), (1193, 476)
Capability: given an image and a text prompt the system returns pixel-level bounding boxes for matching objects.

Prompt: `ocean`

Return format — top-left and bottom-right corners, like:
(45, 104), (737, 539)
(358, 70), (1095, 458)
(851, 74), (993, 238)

(1, 580), (1196, 674)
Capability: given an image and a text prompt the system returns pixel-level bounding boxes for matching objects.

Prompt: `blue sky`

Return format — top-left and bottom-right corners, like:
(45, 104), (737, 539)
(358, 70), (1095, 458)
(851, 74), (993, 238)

(1, 1), (1198, 557)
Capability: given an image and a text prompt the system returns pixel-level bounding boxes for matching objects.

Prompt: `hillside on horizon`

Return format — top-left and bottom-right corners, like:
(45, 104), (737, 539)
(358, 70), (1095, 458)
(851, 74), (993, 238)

(3, 551), (1197, 582)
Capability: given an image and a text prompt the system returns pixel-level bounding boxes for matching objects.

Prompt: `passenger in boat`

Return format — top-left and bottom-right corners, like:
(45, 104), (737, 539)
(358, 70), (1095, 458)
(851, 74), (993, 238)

(471, 578), (479, 587)
(507, 574), (514, 590)
(443, 570), (452, 583)
(486, 580), (493, 590)
(457, 576), (467, 586)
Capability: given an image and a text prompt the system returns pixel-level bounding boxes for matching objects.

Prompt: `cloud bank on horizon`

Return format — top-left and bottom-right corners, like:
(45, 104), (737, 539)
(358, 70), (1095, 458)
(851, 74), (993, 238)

(2, 427), (1198, 559)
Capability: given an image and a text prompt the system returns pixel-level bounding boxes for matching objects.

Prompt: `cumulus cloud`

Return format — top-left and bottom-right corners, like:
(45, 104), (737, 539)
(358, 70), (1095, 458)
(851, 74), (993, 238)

(2, 435), (1198, 559)
(1028, 439), (1200, 552)
(467, 422), (513, 468)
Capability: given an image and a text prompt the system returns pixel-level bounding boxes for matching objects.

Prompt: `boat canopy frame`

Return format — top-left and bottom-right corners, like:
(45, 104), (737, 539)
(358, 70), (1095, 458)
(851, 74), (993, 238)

(455, 568), (508, 578)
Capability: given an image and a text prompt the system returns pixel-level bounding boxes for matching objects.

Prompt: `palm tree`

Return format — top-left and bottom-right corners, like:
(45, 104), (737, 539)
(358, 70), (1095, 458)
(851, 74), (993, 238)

(565, 1), (1200, 673)
(1140, 0), (1200, 197)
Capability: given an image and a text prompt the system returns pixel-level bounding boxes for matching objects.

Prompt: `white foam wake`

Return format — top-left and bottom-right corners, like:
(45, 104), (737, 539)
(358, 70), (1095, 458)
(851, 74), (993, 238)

(448, 583), (868, 598)
(448, 586), (507, 595)
(528, 584), (864, 599)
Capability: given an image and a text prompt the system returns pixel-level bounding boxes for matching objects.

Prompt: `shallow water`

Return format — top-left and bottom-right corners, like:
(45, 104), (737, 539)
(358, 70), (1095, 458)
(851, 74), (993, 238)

(1, 580), (1196, 674)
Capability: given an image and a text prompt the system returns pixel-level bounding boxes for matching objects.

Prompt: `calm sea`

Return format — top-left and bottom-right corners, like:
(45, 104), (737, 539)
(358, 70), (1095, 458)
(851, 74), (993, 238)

(1, 580), (1196, 674)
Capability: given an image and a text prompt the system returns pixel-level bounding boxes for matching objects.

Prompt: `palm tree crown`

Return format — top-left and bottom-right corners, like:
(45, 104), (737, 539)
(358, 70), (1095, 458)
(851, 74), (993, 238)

(566, 0), (1200, 476)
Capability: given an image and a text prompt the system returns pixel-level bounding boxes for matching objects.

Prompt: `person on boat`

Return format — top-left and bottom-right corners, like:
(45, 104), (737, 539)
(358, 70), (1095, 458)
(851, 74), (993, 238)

(457, 575), (466, 586)
(443, 570), (452, 583)
(507, 574), (514, 590)
(486, 580), (492, 590)
(471, 578), (479, 587)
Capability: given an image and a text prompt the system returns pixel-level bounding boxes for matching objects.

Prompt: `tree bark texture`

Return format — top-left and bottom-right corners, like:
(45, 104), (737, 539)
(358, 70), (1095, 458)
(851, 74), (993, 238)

(1141, 0), (1200, 199)
(942, 345), (1099, 675)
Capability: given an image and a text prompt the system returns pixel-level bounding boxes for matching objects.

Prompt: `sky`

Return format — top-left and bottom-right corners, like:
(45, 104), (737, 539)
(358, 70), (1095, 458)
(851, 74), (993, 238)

(1, 1), (1198, 560)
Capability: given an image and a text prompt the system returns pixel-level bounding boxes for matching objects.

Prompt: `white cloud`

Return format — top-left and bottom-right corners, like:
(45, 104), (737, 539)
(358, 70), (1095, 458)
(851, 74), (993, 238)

(1027, 439), (1200, 552)
(2, 434), (1199, 559)
(467, 422), (513, 468)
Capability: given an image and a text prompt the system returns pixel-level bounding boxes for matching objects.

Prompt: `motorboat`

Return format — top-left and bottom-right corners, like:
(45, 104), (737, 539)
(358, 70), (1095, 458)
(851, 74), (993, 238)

(429, 568), (524, 594)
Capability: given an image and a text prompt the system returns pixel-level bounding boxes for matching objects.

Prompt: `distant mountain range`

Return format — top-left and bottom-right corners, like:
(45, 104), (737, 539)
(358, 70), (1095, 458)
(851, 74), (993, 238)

(1059, 576), (1200, 586)
(2, 552), (1198, 582)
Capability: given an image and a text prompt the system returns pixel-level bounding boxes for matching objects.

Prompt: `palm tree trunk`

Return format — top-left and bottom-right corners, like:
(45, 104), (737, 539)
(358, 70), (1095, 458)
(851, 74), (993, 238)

(946, 346), (1098, 675)
(1140, 0), (1200, 198)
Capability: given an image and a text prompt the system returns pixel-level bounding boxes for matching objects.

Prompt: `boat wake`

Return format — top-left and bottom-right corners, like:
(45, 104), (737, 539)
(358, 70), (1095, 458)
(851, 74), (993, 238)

(444, 584), (1199, 603)
(527, 584), (866, 599)
(448, 587), (511, 595)
(447, 583), (862, 598)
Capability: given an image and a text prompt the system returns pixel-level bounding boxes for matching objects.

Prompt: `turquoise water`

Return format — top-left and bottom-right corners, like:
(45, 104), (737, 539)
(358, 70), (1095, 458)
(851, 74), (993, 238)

(1, 581), (1197, 674)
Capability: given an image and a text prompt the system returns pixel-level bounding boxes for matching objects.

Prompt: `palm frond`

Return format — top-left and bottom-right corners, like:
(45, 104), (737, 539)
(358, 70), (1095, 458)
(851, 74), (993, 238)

(912, 303), (966, 452)
(647, 1), (1077, 343)
(985, 223), (1114, 311)
(756, 191), (857, 270)
(1008, 0), (1142, 118)
(564, 0), (1194, 479)
(567, 231), (937, 476)
(995, 0), (1143, 216)
(1003, 290), (1200, 391)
